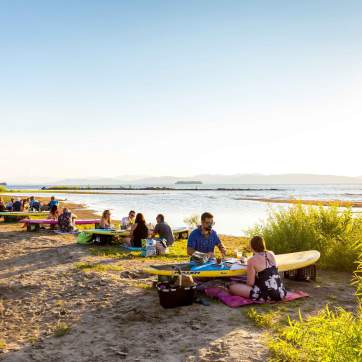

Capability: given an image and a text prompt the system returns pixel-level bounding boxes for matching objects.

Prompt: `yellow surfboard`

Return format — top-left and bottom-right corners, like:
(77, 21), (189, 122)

(0, 211), (49, 217)
(143, 250), (320, 278)
(82, 229), (130, 237)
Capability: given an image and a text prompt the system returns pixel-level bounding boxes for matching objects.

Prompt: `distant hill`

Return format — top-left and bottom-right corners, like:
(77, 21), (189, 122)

(48, 174), (362, 186)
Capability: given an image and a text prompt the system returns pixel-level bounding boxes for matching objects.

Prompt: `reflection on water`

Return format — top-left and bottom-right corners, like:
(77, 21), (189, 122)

(21, 184), (362, 236)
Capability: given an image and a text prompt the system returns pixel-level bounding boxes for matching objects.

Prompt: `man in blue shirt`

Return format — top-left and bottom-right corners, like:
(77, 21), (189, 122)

(48, 196), (59, 209)
(187, 212), (226, 258)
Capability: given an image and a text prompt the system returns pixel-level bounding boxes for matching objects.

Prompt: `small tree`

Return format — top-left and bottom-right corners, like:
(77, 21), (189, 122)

(183, 214), (200, 229)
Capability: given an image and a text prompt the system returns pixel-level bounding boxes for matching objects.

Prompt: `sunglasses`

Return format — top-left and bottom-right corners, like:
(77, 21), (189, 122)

(203, 221), (215, 226)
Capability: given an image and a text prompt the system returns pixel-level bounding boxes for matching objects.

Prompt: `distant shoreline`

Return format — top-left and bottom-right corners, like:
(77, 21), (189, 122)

(236, 197), (362, 208)
(39, 186), (283, 192)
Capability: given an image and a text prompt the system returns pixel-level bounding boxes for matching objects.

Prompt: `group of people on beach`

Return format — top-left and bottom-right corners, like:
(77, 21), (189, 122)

(99, 209), (174, 248)
(186, 212), (287, 302)
(0, 196), (57, 212)
(0, 195), (286, 301)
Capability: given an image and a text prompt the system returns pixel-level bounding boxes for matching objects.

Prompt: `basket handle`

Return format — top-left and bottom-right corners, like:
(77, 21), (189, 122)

(175, 267), (183, 287)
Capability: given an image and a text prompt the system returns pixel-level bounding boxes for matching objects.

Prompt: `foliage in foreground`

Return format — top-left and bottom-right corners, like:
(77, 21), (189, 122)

(268, 306), (362, 362)
(248, 204), (362, 271)
(248, 229), (362, 362)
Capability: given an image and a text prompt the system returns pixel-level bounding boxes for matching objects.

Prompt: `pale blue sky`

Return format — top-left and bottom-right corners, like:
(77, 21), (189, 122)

(1, 1), (361, 181)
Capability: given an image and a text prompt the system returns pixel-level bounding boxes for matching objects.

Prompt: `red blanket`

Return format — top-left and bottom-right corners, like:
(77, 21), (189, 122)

(204, 287), (309, 308)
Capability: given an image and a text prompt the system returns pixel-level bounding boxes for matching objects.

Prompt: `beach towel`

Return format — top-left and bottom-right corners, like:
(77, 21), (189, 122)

(204, 287), (309, 308)
(76, 232), (93, 244)
(121, 246), (145, 252)
(54, 230), (79, 235)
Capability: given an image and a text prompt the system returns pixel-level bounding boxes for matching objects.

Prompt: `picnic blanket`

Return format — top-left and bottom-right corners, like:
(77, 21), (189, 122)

(204, 287), (309, 308)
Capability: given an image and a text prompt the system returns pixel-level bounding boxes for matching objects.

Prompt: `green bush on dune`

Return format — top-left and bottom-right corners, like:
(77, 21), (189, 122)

(247, 205), (362, 360)
(248, 204), (362, 271)
(0, 185), (8, 192)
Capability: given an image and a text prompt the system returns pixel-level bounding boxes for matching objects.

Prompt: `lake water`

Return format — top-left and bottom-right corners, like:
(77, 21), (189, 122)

(10, 184), (362, 236)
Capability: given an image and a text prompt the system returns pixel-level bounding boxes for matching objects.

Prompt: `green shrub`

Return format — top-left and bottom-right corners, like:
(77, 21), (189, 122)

(266, 227), (362, 361)
(54, 322), (71, 337)
(183, 214), (200, 229)
(268, 306), (362, 361)
(0, 185), (8, 192)
(248, 204), (362, 271)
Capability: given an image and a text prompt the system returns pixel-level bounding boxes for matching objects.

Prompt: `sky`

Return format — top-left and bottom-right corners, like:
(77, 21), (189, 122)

(0, 0), (361, 182)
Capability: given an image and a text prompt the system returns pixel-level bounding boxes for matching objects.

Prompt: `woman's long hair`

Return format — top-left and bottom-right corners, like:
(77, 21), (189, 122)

(102, 209), (111, 224)
(135, 213), (146, 225)
(50, 205), (58, 215)
(250, 235), (266, 253)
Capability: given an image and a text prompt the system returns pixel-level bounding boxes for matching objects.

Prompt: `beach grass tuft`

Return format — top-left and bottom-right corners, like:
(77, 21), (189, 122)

(268, 306), (362, 361)
(248, 204), (362, 271)
(74, 261), (124, 272)
(54, 322), (71, 337)
(246, 308), (280, 329)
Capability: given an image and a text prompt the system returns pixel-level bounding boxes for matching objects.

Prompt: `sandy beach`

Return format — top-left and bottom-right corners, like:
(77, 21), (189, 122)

(0, 200), (358, 361)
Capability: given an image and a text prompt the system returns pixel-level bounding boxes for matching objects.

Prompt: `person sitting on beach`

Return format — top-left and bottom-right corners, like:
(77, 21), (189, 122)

(21, 198), (29, 211)
(48, 205), (59, 220)
(58, 208), (77, 232)
(48, 196), (59, 210)
(29, 196), (40, 211)
(121, 210), (136, 229)
(125, 213), (149, 247)
(6, 198), (14, 211)
(187, 212), (226, 258)
(229, 236), (287, 301)
(47, 205), (59, 230)
(100, 209), (112, 229)
(0, 198), (6, 212)
(152, 214), (174, 246)
(13, 198), (22, 212)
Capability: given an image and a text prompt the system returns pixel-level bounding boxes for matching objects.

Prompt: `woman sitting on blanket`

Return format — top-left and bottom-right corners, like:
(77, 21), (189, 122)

(0, 198), (5, 212)
(47, 205), (59, 230)
(48, 205), (59, 220)
(58, 208), (77, 232)
(100, 209), (112, 229)
(229, 236), (287, 301)
(124, 213), (149, 247)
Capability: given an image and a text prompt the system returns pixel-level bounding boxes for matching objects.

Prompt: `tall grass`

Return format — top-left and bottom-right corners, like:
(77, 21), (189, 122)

(261, 227), (362, 361)
(248, 204), (362, 271)
(268, 306), (362, 361)
(0, 185), (8, 192)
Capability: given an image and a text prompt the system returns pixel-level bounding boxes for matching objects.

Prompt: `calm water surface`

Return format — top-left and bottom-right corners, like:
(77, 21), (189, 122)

(11, 184), (362, 236)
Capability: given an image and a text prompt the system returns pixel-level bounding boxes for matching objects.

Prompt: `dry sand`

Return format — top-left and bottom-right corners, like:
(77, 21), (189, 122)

(0, 201), (358, 362)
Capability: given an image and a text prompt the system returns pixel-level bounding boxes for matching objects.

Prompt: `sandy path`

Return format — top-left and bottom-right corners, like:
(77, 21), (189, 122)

(0, 220), (357, 361)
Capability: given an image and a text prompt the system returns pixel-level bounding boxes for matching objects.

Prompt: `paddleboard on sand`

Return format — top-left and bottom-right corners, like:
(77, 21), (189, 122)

(0, 211), (49, 217)
(82, 229), (131, 237)
(143, 250), (321, 278)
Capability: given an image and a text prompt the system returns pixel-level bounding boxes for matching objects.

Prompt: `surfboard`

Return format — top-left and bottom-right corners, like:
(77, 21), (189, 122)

(82, 229), (131, 237)
(0, 211), (49, 217)
(143, 250), (321, 278)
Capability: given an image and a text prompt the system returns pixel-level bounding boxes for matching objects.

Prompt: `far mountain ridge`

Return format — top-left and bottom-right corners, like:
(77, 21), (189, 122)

(48, 174), (362, 186)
